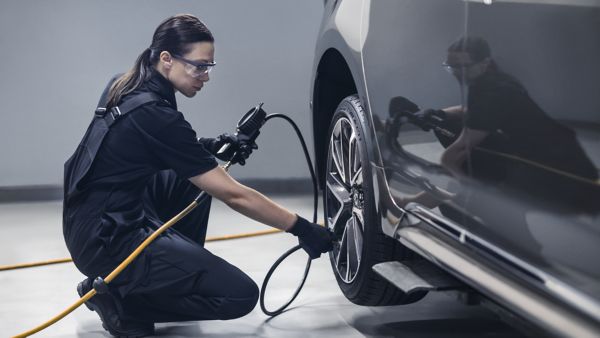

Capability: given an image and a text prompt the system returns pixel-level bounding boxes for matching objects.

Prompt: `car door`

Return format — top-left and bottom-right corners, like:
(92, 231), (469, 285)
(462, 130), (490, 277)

(460, 0), (600, 308)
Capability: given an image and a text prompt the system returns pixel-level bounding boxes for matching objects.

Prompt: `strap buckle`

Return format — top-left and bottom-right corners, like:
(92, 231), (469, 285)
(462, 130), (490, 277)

(94, 107), (107, 117)
(109, 106), (122, 120)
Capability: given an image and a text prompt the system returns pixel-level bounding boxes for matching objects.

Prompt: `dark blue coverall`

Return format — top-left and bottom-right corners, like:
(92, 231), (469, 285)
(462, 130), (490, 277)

(62, 70), (259, 323)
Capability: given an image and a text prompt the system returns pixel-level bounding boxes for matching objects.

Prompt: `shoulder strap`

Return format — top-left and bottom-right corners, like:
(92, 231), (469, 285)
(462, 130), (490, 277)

(97, 92), (163, 128)
(97, 73), (123, 109)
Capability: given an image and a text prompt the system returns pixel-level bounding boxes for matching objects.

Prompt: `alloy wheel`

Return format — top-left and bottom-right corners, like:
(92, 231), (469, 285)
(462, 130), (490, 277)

(325, 117), (365, 284)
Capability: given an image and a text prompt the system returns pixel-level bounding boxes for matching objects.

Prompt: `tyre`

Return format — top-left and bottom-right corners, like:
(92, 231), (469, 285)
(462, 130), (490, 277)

(324, 95), (426, 306)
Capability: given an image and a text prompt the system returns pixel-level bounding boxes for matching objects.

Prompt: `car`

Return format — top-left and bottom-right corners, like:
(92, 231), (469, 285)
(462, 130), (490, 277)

(309, 0), (600, 336)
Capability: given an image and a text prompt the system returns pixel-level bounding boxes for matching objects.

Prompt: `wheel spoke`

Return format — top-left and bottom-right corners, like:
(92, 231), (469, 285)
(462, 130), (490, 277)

(345, 217), (359, 280)
(353, 138), (361, 175)
(351, 166), (363, 186)
(326, 172), (352, 233)
(331, 137), (345, 184)
(352, 206), (364, 230)
(327, 166), (350, 192)
(348, 133), (357, 185)
(341, 120), (353, 184)
(352, 211), (363, 264)
(346, 228), (353, 282)
(335, 226), (348, 276)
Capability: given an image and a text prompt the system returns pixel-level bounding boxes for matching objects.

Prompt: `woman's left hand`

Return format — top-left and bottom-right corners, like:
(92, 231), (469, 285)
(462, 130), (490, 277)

(202, 133), (258, 165)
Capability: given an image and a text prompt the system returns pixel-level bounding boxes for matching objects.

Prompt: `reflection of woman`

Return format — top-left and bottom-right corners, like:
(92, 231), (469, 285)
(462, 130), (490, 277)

(63, 15), (333, 337)
(439, 36), (598, 210)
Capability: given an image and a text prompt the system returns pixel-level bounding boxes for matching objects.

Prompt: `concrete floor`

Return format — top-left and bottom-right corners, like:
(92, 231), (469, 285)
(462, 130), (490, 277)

(0, 195), (526, 337)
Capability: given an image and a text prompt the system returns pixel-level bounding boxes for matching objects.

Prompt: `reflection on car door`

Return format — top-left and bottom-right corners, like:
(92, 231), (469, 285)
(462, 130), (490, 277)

(363, 3), (600, 298)
(361, 0), (473, 227)
(460, 0), (600, 300)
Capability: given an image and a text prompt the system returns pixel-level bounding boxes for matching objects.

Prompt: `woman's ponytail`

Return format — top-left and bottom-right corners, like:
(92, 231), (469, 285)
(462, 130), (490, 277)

(105, 48), (153, 108)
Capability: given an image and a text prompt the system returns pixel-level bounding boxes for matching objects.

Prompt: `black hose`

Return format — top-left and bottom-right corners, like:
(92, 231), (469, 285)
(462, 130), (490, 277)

(265, 114), (318, 223)
(259, 245), (311, 316)
(259, 113), (319, 317)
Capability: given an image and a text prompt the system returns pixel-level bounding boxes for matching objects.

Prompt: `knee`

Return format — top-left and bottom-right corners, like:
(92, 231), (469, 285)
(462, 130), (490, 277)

(216, 279), (259, 320)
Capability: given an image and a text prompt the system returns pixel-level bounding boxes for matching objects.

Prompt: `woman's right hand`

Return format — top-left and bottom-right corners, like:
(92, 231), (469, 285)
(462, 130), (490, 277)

(287, 216), (334, 259)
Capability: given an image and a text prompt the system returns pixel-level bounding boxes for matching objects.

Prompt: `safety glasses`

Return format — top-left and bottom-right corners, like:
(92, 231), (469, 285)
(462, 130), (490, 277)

(172, 54), (216, 77)
(441, 61), (479, 74)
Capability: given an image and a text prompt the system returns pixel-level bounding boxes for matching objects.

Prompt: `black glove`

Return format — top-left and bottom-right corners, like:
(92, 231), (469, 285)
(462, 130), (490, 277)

(414, 108), (446, 122)
(388, 96), (420, 117)
(198, 133), (257, 165)
(287, 215), (334, 259)
(411, 109), (447, 131)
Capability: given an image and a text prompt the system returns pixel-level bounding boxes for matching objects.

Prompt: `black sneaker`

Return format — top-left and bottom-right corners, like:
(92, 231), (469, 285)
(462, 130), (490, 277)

(77, 278), (154, 338)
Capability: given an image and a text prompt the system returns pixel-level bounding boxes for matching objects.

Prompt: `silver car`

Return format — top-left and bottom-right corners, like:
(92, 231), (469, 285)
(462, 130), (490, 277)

(310, 0), (600, 336)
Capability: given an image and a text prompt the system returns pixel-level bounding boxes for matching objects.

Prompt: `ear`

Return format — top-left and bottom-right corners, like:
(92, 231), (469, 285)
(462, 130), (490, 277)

(160, 51), (173, 69)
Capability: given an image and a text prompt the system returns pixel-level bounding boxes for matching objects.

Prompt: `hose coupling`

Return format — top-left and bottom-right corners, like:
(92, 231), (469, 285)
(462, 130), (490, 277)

(92, 277), (109, 294)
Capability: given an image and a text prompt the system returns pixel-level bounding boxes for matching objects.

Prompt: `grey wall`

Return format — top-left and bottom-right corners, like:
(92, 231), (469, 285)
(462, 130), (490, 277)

(0, 0), (323, 187)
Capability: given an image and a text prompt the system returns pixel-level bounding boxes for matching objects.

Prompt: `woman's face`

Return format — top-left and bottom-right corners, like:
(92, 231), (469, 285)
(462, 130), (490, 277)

(160, 41), (215, 98)
(445, 51), (490, 85)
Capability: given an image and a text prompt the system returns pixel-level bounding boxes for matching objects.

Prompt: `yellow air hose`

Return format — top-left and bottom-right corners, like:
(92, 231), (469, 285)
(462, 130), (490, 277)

(0, 229), (282, 272)
(0, 258), (74, 272)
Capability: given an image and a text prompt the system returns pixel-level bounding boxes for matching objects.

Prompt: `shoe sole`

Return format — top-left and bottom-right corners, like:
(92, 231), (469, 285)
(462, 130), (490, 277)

(77, 281), (153, 338)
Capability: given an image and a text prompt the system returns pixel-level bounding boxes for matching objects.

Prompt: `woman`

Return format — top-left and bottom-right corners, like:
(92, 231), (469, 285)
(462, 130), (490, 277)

(63, 14), (332, 337)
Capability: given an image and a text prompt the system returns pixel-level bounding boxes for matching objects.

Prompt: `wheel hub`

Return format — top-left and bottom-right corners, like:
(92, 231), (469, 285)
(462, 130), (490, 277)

(351, 185), (364, 209)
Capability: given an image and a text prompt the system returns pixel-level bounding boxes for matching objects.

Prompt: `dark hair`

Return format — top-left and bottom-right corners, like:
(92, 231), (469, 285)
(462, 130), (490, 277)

(448, 36), (491, 62)
(106, 14), (214, 108)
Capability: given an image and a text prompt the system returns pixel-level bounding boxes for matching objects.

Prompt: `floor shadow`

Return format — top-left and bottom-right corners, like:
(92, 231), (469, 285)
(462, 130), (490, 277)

(352, 316), (529, 338)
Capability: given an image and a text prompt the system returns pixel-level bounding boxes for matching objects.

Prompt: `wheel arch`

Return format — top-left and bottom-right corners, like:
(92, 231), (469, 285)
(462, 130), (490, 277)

(312, 48), (358, 190)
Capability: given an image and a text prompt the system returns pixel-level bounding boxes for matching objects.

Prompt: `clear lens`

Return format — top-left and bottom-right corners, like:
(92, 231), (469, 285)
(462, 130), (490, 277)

(442, 61), (478, 74)
(445, 66), (463, 74)
(183, 63), (214, 77)
(443, 65), (455, 73)
(172, 54), (215, 78)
